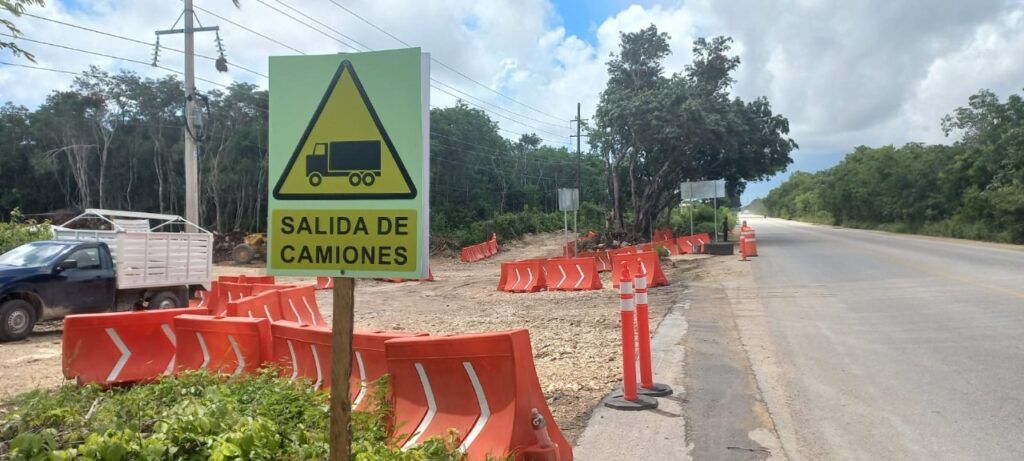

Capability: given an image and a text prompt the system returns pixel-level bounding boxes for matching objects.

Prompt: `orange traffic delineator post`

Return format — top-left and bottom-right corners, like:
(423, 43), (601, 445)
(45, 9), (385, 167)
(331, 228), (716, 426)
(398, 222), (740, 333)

(633, 267), (673, 398)
(740, 235), (748, 261)
(741, 228), (759, 257)
(604, 264), (657, 411)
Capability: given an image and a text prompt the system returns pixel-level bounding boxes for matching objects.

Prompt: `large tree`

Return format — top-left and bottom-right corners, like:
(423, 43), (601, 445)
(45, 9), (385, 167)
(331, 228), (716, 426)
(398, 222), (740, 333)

(592, 26), (797, 234)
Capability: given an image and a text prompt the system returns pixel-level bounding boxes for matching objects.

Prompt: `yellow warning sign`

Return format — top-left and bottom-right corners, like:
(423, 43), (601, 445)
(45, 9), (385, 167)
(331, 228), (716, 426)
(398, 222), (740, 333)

(273, 60), (417, 200)
(271, 209), (417, 272)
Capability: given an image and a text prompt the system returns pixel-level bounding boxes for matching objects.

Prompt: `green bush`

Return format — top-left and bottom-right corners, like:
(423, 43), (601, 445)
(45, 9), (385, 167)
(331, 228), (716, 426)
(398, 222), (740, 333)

(0, 208), (52, 254)
(0, 371), (464, 460)
(452, 210), (565, 245)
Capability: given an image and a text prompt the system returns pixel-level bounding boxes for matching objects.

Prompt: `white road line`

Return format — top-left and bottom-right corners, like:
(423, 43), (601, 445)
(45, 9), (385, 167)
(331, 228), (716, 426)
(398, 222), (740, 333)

(302, 297), (319, 325)
(311, 344), (323, 388)
(105, 328), (131, 382)
(459, 362), (491, 453)
(161, 324), (176, 375)
(228, 335), (245, 376)
(196, 332), (210, 369)
(402, 363), (437, 451)
(574, 264), (585, 289)
(557, 266), (568, 288)
(352, 351), (368, 409)
(287, 339), (299, 380)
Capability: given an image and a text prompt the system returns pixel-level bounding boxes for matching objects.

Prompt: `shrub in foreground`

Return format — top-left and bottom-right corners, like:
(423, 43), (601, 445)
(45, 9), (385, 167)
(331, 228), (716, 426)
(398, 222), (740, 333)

(0, 370), (464, 460)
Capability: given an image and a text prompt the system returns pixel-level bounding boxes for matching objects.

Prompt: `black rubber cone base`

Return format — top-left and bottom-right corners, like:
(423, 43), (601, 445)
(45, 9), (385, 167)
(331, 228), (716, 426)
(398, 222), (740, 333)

(637, 382), (674, 397)
(603, 393), (658, 411)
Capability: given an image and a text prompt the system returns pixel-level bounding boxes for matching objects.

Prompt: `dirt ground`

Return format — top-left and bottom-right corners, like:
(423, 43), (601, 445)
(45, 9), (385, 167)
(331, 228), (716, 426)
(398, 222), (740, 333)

(0, 231), (710, 442)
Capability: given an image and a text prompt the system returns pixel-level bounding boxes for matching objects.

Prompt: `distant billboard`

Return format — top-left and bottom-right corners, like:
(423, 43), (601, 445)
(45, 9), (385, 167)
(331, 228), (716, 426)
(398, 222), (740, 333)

(680, 179), (726, 201)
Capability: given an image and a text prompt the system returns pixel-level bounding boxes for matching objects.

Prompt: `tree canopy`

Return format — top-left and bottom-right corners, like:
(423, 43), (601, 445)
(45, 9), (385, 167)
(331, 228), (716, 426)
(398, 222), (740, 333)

(591, 26), (797, 234)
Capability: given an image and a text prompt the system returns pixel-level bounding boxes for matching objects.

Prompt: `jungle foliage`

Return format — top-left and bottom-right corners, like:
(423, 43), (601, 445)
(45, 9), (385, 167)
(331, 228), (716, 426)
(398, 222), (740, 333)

(764, 89), (1024, 243)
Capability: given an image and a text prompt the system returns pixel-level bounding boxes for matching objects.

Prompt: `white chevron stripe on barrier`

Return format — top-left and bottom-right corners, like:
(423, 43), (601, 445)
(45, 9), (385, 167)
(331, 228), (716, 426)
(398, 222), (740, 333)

(105, 328), (131, 382)
(402, 363), (437, 451)
(228, 335), (245, 377)
(196, 332), (210, 369)
(262, 304), (273, 320)
(459, 362), (491, 453)
(574, 264), (585, 289)
(352, 351), (368, 409)
(311, 344), (323, 388)
(286, 340), (299, 380)
(525, 268), (534, 290)
(512, 268), (522, 290)
(161, 323), (176, 375)
(287, 299), (302, 323)
(302, 297), (319, 326)
(557, 266), (567, 287)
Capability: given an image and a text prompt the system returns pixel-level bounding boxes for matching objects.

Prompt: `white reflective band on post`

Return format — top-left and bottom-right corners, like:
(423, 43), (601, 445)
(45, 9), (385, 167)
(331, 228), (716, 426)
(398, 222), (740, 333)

(634, 275), (647, 290)
(619, 282), (635, 312)
(636, 291), (648, 305)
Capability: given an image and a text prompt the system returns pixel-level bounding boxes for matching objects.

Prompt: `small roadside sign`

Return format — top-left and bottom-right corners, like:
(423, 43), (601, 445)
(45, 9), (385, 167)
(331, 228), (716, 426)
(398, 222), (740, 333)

(267, 49), (429, 279)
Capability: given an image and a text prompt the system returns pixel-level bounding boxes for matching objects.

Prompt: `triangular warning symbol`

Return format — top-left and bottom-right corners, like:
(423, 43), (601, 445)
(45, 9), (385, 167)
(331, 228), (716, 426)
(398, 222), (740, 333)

(273, 60), (417, 200)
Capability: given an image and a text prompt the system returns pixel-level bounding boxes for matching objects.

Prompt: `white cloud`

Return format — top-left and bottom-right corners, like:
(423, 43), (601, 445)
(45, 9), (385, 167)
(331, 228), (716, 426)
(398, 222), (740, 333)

(2, 0), (1023, 168)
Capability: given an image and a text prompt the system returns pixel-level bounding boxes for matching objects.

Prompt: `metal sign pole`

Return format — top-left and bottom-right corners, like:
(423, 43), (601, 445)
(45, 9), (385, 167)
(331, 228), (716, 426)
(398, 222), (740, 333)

(689, 203), (694, 236)
(563, 210), (569, 257)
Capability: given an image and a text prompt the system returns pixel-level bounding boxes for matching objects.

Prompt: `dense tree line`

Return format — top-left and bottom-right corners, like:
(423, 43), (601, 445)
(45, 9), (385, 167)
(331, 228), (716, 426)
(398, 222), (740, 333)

(0, 25), (797, 246)
(591, 26), (797, 235)
(765, 89), (1024, 243)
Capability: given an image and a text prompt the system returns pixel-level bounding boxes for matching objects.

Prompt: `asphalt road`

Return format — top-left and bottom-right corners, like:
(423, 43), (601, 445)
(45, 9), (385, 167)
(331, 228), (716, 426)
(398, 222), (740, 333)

(742, 217), (1024, 460)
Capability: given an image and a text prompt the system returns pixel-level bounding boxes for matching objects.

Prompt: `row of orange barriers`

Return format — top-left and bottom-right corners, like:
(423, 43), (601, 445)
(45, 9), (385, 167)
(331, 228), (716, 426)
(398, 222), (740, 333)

(62, 275), (572, 460)
(497, 250), (669, 292)
(461, 234), (500, 262)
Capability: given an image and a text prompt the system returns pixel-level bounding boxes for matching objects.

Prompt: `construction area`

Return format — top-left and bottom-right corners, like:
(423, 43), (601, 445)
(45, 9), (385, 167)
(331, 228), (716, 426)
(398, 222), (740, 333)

(0, 229), (743, 445)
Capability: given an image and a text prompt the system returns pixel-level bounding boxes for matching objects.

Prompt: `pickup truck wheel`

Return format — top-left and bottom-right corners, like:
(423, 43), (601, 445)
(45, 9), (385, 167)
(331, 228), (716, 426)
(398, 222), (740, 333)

(148, 292), (180, 310)
(0, 299), (36, 342)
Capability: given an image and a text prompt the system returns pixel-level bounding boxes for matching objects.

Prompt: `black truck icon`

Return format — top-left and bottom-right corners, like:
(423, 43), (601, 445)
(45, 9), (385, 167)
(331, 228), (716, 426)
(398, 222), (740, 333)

(305, 140), (382, 187)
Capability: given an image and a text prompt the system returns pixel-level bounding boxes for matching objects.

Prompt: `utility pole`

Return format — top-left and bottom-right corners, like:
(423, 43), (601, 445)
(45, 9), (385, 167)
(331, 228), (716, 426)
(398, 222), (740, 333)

(569, 102), (587, 250)
(155, 1), (223, 228)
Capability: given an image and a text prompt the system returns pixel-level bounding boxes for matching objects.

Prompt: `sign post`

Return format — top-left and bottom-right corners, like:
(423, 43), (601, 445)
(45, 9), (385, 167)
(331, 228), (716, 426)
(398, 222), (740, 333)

(680, 179), (726, 238)
(267, 49), (429, 461)
(558, 188), (579, 257)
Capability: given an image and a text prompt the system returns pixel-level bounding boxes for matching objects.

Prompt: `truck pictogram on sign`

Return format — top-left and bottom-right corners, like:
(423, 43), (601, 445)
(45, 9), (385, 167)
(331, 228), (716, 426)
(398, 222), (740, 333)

(273, 60), (416, 200)
(306, 140), (382, 187)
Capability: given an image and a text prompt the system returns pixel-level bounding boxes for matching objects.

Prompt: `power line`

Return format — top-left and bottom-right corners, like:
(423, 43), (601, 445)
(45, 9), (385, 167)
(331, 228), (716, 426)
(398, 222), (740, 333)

(430, 78), (569, 130)
(0, 60), (80, 76)
(192, 2), (305, 54)
(227, 1), (571, 141)
(323, 0), (567, 125)
(250, 0), (360, 51)
(21, 12), (268, 78)
(271, 0), (371, 51)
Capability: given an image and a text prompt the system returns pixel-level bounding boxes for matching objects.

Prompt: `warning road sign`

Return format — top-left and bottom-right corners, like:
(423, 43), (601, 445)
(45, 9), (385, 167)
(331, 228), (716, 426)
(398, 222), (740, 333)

(273, 60), (416, 199)
(267, 49), (429, 278)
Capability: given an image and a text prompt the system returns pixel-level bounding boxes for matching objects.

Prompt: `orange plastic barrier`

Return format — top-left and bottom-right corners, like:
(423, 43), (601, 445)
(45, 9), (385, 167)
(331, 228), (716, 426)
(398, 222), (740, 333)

(576, 250), (611, 272)
(653, 228), (673, 243)
(192, 283), (219, 312)
(386, 329), (572, 460)
(173, 314), (272, 376)
(268, 321), (333, 390)
(269, 323), (427, 409)
(461, 235), (500, 263)
(562, 241), (576, 257)
(277, 285), (325, 327)
(62, 307), (208, 386)
(675, 236), (700, 254)
(249, 283), (297, 295)
(610, 251), (669, 288)
(315, 277), (334, 290)
(545, 257), (602, 291)
(219, 274), (276, 285)
(225, 289), (285, 322)
(498, 259), (547, 292)
(608, 247), (635, 257)
(218, 281), (253, 305)
(641, 240), (679, 255)
(741, 228), (758, 256)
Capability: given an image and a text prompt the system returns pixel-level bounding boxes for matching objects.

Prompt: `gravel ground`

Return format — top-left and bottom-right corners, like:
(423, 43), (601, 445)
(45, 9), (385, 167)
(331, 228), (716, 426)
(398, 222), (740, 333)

(0, 231), (708, 443)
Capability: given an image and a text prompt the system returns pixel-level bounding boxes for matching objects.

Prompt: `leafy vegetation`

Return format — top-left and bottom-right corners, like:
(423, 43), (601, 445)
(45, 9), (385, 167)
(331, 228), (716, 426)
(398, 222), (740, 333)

(0, 371), (465, 460)
(591, 27), (796, 235)
(0, 208), (51, 254)
(765, 89), (1024, 244)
